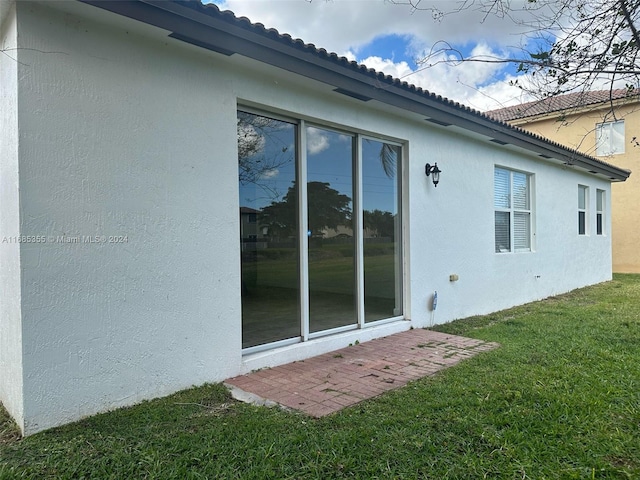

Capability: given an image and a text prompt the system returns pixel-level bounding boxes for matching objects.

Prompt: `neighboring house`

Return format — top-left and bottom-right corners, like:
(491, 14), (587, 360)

(0, 0), (630, 435)
(489, 90), (639, 272)
(240, 207), (267, 250)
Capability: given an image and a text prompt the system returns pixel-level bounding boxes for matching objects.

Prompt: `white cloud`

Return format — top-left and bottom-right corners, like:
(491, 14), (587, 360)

(306, 127), (330, 155)
(216, 0), (538, 53)
(469, 75), (536, 111)
(237, 122), (265, 156)
(216, 0), (555, 111)
(260, 168), (279, 179)
(357, 56), (414, 81)
(357, 45), (528, 111)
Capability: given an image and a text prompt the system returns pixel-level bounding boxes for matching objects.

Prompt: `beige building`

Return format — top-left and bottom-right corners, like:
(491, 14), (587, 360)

(489, 90), (639, 273)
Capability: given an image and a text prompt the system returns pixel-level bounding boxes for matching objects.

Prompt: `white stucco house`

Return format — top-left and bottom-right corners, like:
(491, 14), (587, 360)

(0, 0), (630, 435)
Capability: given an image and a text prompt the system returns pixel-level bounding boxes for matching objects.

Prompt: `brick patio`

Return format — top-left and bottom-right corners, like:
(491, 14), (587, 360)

(225, 329), (499, 417)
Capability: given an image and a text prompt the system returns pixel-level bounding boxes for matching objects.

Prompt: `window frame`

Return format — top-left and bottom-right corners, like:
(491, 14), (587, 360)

(578, 185), (588, 236)
(494, 166), (533, 254)
(238, 106), (406, 354)
(596, 120), (625, 156)
(596, 189), (605, 236)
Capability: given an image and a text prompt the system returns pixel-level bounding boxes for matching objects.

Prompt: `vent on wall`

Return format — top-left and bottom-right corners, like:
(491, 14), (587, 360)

(425, 118), (453, 127)
(169, 33), (235, 56)
(489, 138), (509, 145)
(539, 154), (552, 159)
(333, 88), (372, 102)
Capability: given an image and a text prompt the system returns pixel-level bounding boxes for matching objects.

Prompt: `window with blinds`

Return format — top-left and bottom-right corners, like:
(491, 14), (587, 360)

(494, 167), (532, 253)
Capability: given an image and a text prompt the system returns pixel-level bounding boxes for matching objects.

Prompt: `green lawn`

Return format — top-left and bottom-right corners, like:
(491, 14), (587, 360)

(243, 243), (397, 296)
(2, 274), (640, 479)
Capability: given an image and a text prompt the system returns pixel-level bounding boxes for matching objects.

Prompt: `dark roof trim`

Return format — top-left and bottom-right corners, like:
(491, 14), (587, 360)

(333, 88), (372, 102)
(79, 0), (630, 182)
(425, 118), (452, 127)
(167, 32), (234, 56)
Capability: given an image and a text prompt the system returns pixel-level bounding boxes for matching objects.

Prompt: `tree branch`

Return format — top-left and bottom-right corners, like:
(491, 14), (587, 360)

(620, 0), (640, 47)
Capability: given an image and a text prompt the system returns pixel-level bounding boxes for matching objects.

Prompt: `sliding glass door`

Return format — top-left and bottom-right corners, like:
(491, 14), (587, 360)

(306, 126), (357, 333)
(362, 139), (402, 322)
(238, 110), (403, 350)
(238, 112), (299, 348)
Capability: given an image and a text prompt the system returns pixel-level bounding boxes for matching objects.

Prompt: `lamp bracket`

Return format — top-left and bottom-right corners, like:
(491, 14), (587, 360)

(425, 162), (441, 187)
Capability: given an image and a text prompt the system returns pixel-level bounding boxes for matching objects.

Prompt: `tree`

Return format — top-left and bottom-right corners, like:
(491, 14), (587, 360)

(392, 0), (640, 106)
(307, 181), (352, 237)
(363, 209), (396, 238)
(237, 112), (295, 200)
(261, 181), (352, 239)
(260, 184), (298, 240)
(378, 142), (398, 178)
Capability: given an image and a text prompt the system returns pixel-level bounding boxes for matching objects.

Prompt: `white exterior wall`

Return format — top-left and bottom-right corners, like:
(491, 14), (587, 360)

(231, 65), (612, 327)
(408, 139), (611, 326)
(0, 0), (25, 431)
(7, 2), (614, 434)
(15, 2), (242, 434)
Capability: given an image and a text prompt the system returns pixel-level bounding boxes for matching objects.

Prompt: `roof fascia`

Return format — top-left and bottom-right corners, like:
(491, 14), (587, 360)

(79, 0), (630, 182)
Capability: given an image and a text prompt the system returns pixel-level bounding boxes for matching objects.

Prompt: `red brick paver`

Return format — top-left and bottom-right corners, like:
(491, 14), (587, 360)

(225, 329), (499, 417)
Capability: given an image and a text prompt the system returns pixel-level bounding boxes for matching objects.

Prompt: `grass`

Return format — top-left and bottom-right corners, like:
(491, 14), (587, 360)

(2, 274), (640, 479)
(244, 245), (398, 297)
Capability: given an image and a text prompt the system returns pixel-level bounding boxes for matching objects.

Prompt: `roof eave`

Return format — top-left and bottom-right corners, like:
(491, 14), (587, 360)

(78, 0), (631, 182)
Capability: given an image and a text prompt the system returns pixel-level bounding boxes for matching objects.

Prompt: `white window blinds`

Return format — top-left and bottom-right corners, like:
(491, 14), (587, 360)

(495, 167), (532, 253)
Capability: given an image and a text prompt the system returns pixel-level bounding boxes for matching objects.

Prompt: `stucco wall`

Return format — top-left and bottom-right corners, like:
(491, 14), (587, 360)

(409, 140), (611, 325)
(511, 106), (640, 273)
(16, 2), (242, 434)
(0, 0), (25, 432)
(233, 69), (613, 326)
(11, 1), (615, 434)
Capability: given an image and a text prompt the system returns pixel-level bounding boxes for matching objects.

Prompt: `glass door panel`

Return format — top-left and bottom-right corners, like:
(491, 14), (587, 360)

(306, 126), (357, 333)
(362, 140), (402, 322)
(238, 111), (300, 348)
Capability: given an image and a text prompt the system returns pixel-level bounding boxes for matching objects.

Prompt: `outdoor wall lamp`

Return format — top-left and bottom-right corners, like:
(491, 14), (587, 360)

(425, 162), (441, 187)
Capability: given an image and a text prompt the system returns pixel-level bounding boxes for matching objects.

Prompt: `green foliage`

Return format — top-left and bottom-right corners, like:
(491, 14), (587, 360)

(0, 405), (20, 445)
(529, 50), (551, 62)
(261, 181), (351, 239)
(363, 209), (395, 238)
(377, 141), (398, 178)
(2, 275), (640, 478)
(306, 181), (352, 235)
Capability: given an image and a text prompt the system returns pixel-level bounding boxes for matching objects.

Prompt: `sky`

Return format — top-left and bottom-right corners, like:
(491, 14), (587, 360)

(212, 0), (552, 112)
(239, 113), (399, 212)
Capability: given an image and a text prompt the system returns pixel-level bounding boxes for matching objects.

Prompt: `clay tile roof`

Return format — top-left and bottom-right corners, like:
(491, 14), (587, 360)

(487, 89), (640, 122)
(81, 0), (631, 181)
